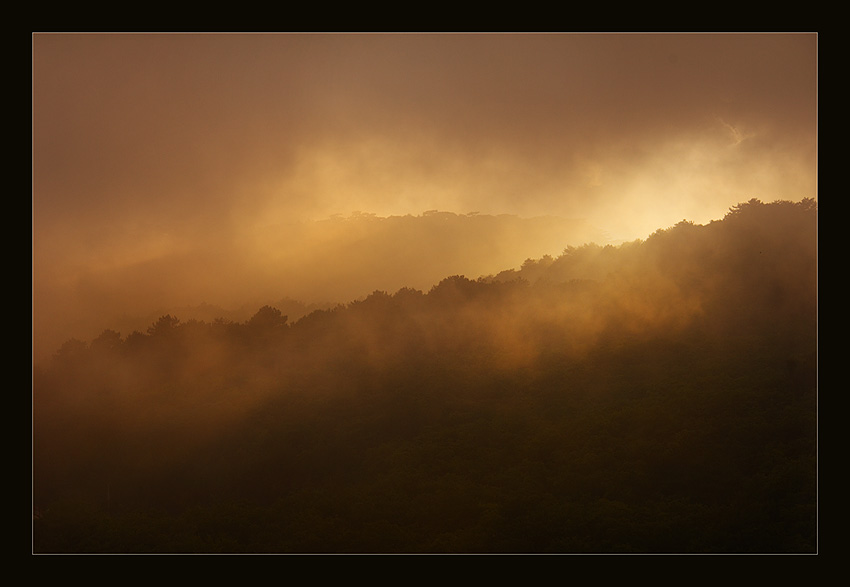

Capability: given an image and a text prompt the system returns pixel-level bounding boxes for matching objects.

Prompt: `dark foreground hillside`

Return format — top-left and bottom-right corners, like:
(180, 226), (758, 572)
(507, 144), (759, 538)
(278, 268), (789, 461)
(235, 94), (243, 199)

(32, 199), (817, 553)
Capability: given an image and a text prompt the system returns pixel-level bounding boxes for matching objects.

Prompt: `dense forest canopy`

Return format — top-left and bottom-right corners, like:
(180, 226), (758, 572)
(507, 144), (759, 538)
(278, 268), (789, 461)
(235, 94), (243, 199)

(32, 198), (817, 553)
(32, 211), (604, 364)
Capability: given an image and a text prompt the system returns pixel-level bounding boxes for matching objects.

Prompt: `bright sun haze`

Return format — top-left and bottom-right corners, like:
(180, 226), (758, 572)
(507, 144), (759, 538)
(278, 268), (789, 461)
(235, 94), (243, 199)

(32, 33), (817, 360)
(32, 33), (818, 555)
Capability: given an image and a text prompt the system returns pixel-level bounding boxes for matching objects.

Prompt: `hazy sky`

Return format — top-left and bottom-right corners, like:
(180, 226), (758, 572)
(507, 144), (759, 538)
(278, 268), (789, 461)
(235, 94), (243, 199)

(32, 33), (817, 357)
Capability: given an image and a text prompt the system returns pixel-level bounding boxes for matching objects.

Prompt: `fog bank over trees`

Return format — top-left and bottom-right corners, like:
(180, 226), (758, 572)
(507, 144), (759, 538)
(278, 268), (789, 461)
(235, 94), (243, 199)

(33, 198), (817, 553)
(33, 211), (605, 363)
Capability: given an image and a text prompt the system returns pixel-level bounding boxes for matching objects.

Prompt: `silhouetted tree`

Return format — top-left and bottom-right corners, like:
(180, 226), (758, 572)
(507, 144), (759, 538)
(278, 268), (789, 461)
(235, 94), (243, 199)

(90, 329), (122, 353)
(147, 314), (180, 337)
(247, 306), (288, 330)
(54, 338), (87, 362)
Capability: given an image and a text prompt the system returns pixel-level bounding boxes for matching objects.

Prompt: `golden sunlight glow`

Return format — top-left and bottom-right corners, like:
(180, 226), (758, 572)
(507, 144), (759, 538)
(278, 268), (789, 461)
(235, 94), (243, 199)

(32, 33), (817, 360)
(32, 34), (818, 555)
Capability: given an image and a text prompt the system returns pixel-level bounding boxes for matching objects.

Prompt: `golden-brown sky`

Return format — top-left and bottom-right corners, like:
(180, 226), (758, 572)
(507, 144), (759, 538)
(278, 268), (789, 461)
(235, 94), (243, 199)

(32, 33), (817, 359)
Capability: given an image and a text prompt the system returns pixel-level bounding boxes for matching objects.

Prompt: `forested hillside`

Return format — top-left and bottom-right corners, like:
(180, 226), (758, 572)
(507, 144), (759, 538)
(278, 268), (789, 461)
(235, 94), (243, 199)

(33, 211), (603, 363)
(32, 198), (817, 553)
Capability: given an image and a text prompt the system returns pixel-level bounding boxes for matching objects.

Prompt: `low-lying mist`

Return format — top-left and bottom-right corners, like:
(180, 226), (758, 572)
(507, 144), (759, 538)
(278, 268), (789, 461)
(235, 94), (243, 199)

(33, 198), (817, 553)
(33, 211), (605, 363)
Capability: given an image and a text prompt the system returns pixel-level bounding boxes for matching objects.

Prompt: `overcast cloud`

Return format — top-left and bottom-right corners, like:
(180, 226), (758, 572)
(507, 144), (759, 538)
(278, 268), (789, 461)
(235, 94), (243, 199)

(32, 33), (817, 359)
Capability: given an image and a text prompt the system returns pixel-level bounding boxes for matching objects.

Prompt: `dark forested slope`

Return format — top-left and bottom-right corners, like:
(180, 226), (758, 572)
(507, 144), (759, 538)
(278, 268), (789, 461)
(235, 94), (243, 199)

(32, 198), (817, 553)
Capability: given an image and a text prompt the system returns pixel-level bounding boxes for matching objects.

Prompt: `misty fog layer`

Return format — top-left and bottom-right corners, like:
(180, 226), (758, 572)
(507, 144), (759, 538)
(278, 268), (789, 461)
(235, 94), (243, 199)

(32, 33), (818, 365)
(32, 211), (605, 362)
(33, 199), (817, 553)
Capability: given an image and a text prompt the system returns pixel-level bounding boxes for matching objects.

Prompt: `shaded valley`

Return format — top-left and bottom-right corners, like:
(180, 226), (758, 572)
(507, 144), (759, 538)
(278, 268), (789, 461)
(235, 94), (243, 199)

(32, 199), (817, 553)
